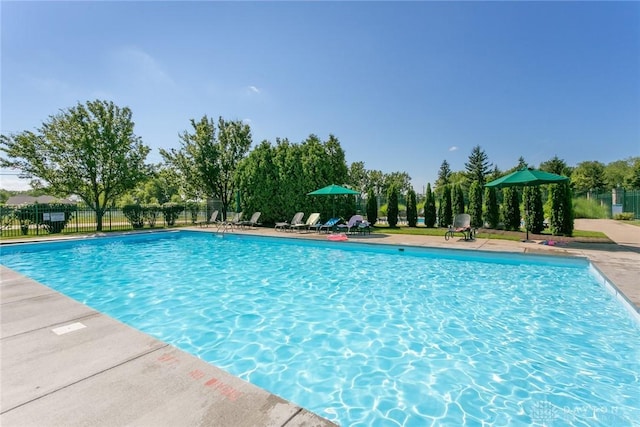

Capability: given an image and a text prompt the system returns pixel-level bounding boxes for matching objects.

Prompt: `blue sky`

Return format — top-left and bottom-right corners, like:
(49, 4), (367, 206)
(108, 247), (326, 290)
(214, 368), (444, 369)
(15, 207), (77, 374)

(2, 1), (639, 192)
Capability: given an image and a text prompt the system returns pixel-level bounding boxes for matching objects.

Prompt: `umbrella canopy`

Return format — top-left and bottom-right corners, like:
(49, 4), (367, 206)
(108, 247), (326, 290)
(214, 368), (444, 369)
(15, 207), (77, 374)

(307, 184), (359, 196)
(485, 167), (569, 188)
(307, 184), (359, 218)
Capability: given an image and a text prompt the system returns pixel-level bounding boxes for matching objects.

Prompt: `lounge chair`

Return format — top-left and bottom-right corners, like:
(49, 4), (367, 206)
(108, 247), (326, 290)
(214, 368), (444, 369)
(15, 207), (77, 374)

(275, 212), (304, 231)
(291, 212), (320, 232)
(445, 213), (475, 241)
(316, 217), (342, 233)
(218, 212), (243, 231)
(197, 210), (219, 227)
(239, 212), (261, 228)
(336, 215), (367, 234)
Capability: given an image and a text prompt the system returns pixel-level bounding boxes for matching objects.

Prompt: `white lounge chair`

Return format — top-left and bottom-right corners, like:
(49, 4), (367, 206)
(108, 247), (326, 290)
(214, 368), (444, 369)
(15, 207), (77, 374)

(197, 210), (219, 227)
(445, 213), (474, 241)
(291, 212), (320, 232)
(239, 212), (261, 228)
(275, 212), (304, 231)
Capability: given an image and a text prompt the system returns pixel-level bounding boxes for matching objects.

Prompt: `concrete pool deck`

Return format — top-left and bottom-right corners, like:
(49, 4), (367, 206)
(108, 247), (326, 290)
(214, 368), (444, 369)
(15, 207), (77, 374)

(1, 220), (639, 426)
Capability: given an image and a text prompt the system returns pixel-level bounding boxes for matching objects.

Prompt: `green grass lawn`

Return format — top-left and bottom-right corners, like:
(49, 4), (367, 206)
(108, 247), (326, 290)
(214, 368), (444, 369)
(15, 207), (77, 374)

(371, 224), (609, 241)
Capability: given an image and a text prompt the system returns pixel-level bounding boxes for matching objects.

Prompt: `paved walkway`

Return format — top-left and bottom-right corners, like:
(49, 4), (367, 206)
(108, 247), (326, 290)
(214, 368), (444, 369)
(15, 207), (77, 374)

(574, 218), (640, 249)
(1, 222), (639, 426)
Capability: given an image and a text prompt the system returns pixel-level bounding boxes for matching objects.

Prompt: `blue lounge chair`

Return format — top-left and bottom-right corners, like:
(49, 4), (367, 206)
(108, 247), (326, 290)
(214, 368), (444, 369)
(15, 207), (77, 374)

(315, 217), (342, 233)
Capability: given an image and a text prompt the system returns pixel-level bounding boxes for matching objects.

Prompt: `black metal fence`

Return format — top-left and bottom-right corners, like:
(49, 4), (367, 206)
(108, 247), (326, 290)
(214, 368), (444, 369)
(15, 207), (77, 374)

(0, 203), (212, 239)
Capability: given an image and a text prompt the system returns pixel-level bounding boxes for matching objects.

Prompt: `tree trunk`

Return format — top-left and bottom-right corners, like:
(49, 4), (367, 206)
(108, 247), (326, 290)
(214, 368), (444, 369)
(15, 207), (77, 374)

(96, 210), (103, 231)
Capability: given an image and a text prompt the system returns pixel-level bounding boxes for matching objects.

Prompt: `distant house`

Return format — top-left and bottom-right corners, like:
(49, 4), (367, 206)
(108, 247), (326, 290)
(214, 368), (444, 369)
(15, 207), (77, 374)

(4, 195), (75, 206)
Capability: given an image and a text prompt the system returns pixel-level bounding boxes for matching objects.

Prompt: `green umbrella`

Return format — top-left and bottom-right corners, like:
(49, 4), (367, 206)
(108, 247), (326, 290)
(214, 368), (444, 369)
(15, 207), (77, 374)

(485, 167), (568, 188)
(485, 167), (569, 240)
(307, 184), (360, 196)
(308, 184), (359, 217)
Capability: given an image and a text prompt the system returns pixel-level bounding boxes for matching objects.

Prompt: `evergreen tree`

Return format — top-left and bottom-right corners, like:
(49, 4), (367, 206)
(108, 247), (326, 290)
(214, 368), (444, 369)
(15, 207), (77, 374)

(424, 183), (436, 228)
(468, 181), (483, 228)
(406, 189), (418, 227)
(551, 183), (574, 236)
(502, 187), (521, 231)
(452, 183), (465, 216)
(562, 183), (574, 237)
(366, 189), (378, 226)
(523, 186), (544, 234)
(387, 186), (399, 227)
(517, 156), (528, 169)
(435, 160), (452, 196)
(441, 185), (453, 227)
(484, 187), (499, 228)
(464, 145), (491, 185)
(540, 155), (572, 177)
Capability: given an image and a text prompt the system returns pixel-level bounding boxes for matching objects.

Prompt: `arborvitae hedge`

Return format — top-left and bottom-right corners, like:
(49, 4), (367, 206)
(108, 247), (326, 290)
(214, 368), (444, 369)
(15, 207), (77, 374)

(441, 185), (453, 227)
(484, 187), (499, 228)
(468, 181), (483, 228)
(406, 189), (418, 227)
(387, 186), (399, 227)
(502, 187), (521, 231)
(424, 183), (436, 228)
(452, 184), (465, 217)
(550, 183), (574, 236)
(366, 189), (377, 226)
(523, 186), (544, 234)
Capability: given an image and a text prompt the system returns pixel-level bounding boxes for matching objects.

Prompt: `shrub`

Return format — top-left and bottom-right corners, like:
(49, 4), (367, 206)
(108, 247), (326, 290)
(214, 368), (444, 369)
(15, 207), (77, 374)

(366, 189), (378, 225)
(613, 212), (635, 220)
(452, 184), (465, 217)
(143, 203), (161, 227)
(162, 203), (185, 226)
(122, 204), (144, 228)
(523, 186), (544, 234)
(549, 183), (574, 236)
(424, 183), (436, 228)
(406, 189), (418, 227)
(13, 203), (76, 234)
(502, 187), (521, 231)
(468, 181), (483, 228)
(186, 201), (200, 224)
(573, 197), (608, 219)
(440, 185), (452, 227)
(387, 186), (399, 227)
(484, 187), (499, 228)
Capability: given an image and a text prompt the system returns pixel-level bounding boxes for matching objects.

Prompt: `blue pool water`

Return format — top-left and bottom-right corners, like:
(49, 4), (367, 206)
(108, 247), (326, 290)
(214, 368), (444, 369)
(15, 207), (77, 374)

(1, 231), (639, 426)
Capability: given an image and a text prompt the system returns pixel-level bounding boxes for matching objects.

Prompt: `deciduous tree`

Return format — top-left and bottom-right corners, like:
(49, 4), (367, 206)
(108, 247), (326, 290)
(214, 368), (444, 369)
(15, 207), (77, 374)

(0, 100), (150, 231)
(161, 116), (252, 220)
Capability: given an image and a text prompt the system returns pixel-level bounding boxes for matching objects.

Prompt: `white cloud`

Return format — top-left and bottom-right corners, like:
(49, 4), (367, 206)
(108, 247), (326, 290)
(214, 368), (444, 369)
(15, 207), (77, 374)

(111, 46), (175, 87)
(449, 146), (459, 152)
(247, 85), (260, 94)
(242, 118), (252, 124)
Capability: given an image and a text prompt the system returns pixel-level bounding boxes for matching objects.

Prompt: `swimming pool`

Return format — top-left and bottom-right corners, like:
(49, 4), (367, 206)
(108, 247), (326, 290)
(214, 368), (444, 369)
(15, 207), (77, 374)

(1, 231), (638, 426)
